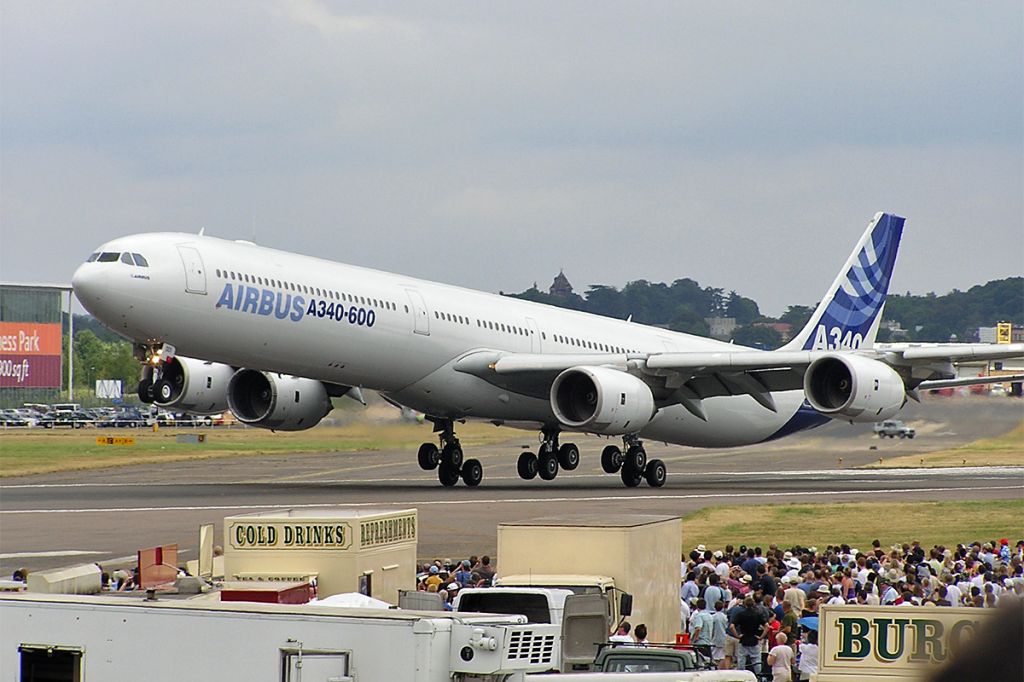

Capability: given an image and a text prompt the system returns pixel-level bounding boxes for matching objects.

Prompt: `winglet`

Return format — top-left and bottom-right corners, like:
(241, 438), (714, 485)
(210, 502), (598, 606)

(783, 212), (905, 352)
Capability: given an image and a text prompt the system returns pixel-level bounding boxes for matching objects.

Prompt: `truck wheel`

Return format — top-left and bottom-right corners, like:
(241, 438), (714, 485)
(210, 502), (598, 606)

(461, 459), (483, 487)
(644, 459), (667, 487)
(558, 442), (580, 471)
(517, 451), (538, 480)
(601, 445), (623, 474)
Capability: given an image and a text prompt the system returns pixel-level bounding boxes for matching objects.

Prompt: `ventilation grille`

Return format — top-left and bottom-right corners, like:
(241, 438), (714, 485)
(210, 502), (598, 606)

(506, 629), (556, 665)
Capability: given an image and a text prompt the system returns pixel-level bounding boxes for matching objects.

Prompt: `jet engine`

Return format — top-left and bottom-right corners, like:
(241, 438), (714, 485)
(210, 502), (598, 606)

(803, 354), (905, 422)
(227, 369), (333, 431)
(148, 356), (233, 415)
(550, 365), (656, 435)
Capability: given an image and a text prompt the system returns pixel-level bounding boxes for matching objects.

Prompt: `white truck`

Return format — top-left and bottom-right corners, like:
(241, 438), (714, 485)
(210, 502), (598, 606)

(496, 516), (682, 645)
(454, 586), (616, 672)
(873, 419), (916, 438)
(0, 592), (559, 681)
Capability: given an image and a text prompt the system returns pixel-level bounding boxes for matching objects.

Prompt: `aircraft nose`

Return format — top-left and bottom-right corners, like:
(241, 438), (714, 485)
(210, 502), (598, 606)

(72, 262), (107, 314)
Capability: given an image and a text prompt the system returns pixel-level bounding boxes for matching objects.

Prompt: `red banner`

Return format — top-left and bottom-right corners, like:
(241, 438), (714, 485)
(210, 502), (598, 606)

(0, 322), (62, 388)
(0, 354), (62, 388)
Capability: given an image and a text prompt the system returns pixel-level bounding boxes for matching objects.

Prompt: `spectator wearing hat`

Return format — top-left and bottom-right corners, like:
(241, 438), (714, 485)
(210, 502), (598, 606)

(425, 564), (444, 590)
(879, 576), (900, 605)
(783, 576), (806, 612)
(454, 560), (473, 585)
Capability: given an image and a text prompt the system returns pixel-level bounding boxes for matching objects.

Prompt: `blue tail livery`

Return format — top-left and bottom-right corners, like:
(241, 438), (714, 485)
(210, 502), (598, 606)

(784, 212), (905, 352)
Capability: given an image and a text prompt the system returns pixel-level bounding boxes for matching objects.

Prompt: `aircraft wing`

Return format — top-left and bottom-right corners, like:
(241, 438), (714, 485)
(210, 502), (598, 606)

(456, 343), (1024, 418)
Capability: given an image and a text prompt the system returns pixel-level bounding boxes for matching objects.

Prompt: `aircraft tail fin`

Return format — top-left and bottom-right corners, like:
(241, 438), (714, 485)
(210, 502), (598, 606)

(783, 212), (905, 352)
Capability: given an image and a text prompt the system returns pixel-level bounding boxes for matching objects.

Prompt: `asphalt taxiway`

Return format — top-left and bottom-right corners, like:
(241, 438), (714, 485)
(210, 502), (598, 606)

(1, 397), (1021, 574)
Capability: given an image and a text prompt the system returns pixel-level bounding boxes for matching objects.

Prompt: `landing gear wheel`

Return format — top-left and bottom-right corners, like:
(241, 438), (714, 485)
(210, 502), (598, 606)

(558, 443), (580, 471)
(417, 443), (440, 470)
(155, 380), (174, 403)
(438, 463), (460, 487)
(138, 379), (155, 403)
(461, 458), (483, 487)
(644, 459), (667, 487)
(538, 450), (560, 480)
(625, 445), (647, 472)
(601, 445), (623, 474)
(517, 451), (539, 480)
(441, 443), (464, 469)
(620, 464), (643, 487)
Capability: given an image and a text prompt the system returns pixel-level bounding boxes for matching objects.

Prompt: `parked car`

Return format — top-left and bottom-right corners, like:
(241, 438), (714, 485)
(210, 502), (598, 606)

(38, 410), (95, 429)
(873, 419), (916, 439)
(0, 410), (30, 427)
(97, 407), (151, 428)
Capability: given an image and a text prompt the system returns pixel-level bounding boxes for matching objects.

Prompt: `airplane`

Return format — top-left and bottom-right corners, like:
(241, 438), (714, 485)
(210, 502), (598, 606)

(71, 212), (1023, 488)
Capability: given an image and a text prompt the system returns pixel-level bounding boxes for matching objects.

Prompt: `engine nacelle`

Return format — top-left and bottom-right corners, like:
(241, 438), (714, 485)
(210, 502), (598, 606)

(227, 369), (332, 431)
(550, 365), (656, 435)
(804, 354), (906, 422)
(151, 356), (233, 415)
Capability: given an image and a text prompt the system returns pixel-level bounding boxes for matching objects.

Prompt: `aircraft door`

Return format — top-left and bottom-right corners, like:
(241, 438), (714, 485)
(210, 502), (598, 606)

(176, 245), (207, 295)
(526, 317), (542, 353)
(405, 288), (430, 336)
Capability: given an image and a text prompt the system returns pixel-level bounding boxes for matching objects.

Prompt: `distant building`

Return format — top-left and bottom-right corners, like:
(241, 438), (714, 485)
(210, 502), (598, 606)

(753, 321), (793, 342)
(705, 317), (737, 341)
(549, 270), (574, 298)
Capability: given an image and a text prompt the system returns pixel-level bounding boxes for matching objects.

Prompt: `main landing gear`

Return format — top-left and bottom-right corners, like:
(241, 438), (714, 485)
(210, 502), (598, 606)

(416, 421), (666, 489)
(516, 428), (580, 482)
(416, 419), (483, 488)
(599, 435), (666, 488)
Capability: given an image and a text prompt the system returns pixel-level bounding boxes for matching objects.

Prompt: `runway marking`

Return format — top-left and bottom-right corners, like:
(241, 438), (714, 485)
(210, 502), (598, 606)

(3, 466), (1022, 489)
(0, 550), (104, 559)
(2, 485), (1021, 515)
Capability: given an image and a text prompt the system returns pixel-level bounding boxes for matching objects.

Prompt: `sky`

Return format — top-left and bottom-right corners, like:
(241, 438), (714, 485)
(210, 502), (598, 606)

(2, 1), (1021, 316)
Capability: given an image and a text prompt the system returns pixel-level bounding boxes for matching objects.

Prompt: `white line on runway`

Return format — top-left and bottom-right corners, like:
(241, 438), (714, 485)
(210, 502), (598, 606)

(3, 466), (1022, 489)
(0, 550), (104, 559)
(2, 485), (1021, 514)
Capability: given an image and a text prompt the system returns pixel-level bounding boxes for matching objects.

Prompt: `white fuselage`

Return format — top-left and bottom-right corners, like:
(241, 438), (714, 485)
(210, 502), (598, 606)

(73, 232), (813, 447)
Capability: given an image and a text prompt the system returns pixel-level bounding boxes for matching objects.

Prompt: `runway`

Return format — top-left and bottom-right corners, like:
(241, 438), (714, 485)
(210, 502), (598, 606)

(1, 397), (1021, 574)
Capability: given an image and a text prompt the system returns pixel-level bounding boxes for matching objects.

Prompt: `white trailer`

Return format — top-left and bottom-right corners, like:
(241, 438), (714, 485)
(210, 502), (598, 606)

(0, 592), (558, 681)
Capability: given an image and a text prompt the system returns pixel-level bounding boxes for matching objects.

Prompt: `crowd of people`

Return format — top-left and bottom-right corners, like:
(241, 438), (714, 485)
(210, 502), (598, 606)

(413, 555), (496, 610)
(671, 537), (1024, 680)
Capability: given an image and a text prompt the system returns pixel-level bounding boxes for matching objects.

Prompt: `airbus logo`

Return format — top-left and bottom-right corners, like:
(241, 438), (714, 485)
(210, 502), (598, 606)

(215, 283), (305, 321)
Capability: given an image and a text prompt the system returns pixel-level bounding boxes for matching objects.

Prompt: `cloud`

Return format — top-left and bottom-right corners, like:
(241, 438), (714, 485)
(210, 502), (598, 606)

(1, 2), (1020, 316)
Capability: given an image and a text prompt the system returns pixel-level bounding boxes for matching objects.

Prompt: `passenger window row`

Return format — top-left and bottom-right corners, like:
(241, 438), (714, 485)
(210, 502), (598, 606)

(214, 268), (399, 312)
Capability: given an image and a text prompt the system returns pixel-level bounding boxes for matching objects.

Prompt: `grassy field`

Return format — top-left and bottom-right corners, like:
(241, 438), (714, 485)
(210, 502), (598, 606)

(0, 421), (514, 477)
(865, 423), (1024, 468)
(681, 499), (1024, 551)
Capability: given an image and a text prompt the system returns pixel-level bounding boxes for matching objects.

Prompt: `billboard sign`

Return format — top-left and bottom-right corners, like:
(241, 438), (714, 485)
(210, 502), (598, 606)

(817, 604), (989, 681)
(0, 322), (62, 388)
(96, 379), (123, 399)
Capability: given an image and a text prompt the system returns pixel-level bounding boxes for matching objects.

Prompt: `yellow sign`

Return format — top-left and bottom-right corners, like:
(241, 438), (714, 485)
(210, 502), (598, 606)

(95, 436), (136, 446)
(229, 522), (353, 550)
(996, 322), (1012, 344)
(817, 605), (990, 681)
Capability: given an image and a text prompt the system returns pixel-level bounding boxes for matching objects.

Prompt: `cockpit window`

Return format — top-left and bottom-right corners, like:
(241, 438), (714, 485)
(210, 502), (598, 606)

(131, 253), (149, 267)
(87, 253), (99, 262)
(97, 252), (120, 262)
(120, 252), (134, 265)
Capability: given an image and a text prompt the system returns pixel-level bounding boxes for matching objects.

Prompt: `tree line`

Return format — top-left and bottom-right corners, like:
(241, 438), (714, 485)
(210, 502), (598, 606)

(508, 277), (1024, 349)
